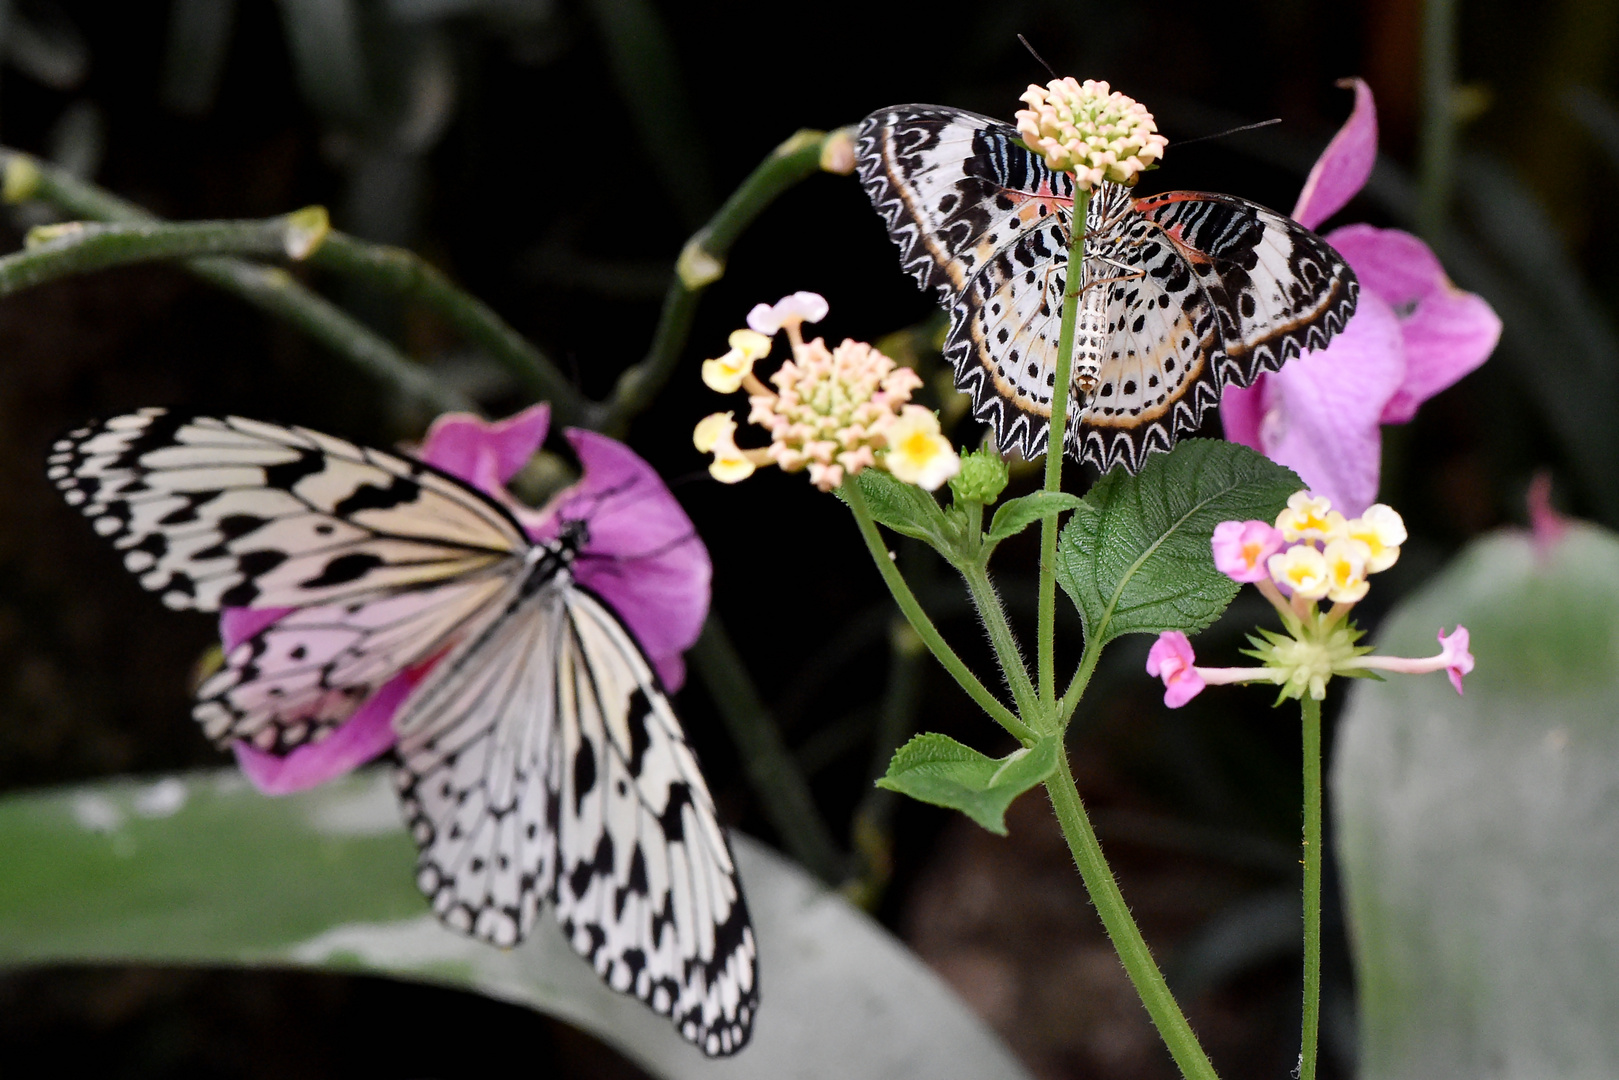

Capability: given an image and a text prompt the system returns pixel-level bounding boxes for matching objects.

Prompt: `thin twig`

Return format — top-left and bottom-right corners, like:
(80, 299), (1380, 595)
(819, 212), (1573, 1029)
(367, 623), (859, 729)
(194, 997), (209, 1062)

(598, 127), (853, 435)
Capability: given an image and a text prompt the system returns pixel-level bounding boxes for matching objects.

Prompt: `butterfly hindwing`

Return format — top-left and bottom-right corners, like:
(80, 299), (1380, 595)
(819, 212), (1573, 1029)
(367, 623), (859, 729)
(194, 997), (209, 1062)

(46, 408), (527, 612)
(858, 105), (1359, 473)
(195, 578), (514, 753)
(391, 562), (758, 1054)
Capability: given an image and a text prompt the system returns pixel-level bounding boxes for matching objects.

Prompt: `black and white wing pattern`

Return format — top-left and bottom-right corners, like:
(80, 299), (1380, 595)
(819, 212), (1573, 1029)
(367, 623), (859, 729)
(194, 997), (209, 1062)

(394, 569), (757, 1055)
(47, 407), (758, 1056)
(856, 104), (1359, 473)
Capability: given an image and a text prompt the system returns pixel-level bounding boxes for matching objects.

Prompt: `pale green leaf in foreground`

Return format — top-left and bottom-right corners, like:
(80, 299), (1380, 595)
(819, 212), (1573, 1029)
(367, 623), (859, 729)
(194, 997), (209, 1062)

(877, 732), (1059, 835)
(1333, 524), (1619, 1080)
(0, 768), (1033, 1080)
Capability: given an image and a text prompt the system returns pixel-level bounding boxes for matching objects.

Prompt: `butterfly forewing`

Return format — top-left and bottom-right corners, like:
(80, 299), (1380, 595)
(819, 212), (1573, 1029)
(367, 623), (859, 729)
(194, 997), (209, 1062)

(47, 408), (526, 611)
(858, 105), (1359, 473)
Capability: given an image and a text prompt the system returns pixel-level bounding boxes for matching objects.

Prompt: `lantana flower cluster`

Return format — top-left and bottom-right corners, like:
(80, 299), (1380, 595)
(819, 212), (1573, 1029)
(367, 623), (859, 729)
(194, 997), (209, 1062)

(695, 291), (960, 492)
(1015, 77), (1167, 188)
(1147, 490), (1474, 707)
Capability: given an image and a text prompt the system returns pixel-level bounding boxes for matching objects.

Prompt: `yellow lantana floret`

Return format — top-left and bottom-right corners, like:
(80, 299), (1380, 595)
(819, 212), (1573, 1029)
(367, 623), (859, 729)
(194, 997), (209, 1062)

(1276, 491), (1344, 543)
(701, 329), (772, 394)
(1268, 543), (1331, 600)
(1321, 538), (1373, 604)
(1344, 503), (1407, 573)
(693, 412), (755, 483)
(883, 406), (960, 491)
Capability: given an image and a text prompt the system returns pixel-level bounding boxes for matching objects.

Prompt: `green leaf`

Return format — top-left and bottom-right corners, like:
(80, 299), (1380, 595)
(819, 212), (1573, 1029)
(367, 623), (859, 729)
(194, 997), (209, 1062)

(985, 491), (1084, 546)
(1334, 524), (1619, 1078)
(877, 732), (1059, 835)
(0, 769), (1034, 1080)
(1055, 439), (1298, 647)
(839, 467), (954, 548)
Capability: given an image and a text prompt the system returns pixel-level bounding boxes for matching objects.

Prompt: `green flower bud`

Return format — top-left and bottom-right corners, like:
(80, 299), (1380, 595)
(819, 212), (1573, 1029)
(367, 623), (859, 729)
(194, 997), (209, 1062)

(949, 447), (1010, 505)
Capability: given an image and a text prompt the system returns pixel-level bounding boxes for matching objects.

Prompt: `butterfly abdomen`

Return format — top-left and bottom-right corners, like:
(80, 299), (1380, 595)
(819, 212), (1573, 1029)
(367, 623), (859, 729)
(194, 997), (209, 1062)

(1074, 267), (1110, 397)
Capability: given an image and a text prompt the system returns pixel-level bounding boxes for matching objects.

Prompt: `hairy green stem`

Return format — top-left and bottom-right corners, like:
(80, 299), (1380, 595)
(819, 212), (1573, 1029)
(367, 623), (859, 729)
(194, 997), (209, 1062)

(690, 617), (845, 884)
(1045, 751), (1220, 1080)
(1038, 189), (1090, 713)
(843, 478), (1033, 742)
(0, 149), (463, 414)
(959, 561), (1039, 721)
(1059, 636), (1104, 729)
(1300, 693), (1323, 1080)
(311, 233), (590, 427)
(600, 128), (850, 434)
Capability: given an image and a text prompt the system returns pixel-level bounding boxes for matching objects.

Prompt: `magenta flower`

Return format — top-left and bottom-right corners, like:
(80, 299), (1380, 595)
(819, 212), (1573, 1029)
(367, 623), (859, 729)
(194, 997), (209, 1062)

(230, 404), (711, 794)
(1222, 79), (1502, 516)
(1211, 520), (1285, 583)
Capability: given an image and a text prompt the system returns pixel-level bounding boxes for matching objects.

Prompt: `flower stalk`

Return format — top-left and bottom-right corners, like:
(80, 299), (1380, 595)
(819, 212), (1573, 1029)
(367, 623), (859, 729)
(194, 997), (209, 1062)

(1300, 693), (1323, 1080)
(1038, 188), (1090, 712)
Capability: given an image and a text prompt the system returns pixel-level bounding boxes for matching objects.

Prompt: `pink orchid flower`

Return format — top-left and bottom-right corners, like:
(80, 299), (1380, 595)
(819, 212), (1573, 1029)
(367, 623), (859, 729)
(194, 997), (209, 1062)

(229, 404), (711, 794)
(1222, 79), (1502, 516)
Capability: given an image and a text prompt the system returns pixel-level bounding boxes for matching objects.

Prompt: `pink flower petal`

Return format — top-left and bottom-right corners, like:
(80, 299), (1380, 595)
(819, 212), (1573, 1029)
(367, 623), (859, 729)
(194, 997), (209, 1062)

(1292, 78), (1377, 232)
(416, 403), (550, 496)
(1211, 520), (1284, 582)
(526, 430), (711, 691)
(1528, 472), (1569, 559)
(232, 672), (417, 795)
(1146, 631), (1206, 708)
(1438, 625), (1474, 695)
(1223, 294), (1406, 516)
(1325, 224), (1501, 424)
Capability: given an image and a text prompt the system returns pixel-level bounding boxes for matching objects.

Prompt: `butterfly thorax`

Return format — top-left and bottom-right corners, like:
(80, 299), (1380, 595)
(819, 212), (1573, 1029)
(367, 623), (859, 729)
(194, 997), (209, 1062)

(518, 531), (580, 601)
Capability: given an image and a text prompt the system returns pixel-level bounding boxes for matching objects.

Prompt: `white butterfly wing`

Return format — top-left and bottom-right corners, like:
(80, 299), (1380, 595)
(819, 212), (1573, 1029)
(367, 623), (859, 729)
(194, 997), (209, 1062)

(47, 408), (527, 611)
(195, 579), (514, 752)
(391, 562), (757, 1055)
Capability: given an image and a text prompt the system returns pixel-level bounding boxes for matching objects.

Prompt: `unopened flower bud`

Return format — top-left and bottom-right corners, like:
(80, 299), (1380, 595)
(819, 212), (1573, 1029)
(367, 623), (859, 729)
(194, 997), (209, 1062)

(949, 447), (1010, 505)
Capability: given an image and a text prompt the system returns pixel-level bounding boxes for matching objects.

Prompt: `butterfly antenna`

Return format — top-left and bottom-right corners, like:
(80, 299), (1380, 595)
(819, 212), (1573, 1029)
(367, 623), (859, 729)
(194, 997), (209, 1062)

(1174, 117), (1283, 147)
(1017, 34), (1058, 80)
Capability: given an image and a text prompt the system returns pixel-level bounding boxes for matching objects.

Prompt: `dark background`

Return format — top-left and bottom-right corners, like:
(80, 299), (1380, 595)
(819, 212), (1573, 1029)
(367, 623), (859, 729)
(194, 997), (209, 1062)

(0, 0), (1604, 1076)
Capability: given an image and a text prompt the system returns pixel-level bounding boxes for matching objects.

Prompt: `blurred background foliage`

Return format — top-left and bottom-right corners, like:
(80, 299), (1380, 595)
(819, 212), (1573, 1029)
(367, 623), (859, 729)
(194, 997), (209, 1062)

(0, 0), (1610, 1077)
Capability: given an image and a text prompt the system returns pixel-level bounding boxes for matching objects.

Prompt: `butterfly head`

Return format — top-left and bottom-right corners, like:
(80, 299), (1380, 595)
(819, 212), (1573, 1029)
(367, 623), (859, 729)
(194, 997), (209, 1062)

(554, 517), (590, 557)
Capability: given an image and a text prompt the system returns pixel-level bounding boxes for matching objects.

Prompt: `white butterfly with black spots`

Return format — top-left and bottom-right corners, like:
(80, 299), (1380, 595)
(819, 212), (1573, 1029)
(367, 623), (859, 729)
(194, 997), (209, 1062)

(857, 104), (1359, 473)
(46, 408), (757, 1056)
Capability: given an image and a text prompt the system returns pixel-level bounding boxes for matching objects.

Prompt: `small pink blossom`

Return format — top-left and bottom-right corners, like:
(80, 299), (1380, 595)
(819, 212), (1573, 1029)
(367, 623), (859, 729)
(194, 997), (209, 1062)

(1357, 624), (1475, 696)
(1147, 631), (1206, 708)
(1222, 79), (1501, 516)
(1211, 520), (1284, 582)
(1437, 627), (1474, 695)
(229, 405), (710, 795)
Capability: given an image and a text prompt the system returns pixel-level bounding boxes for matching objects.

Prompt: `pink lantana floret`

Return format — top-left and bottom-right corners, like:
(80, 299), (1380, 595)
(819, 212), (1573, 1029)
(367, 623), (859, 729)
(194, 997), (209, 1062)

(1221, 79), (1500, 516)
(220, 404), (710, 795)
(1146, 631), (1206, 708)
(747, 291), (829, 336)
(1437, 626), (1474, 695)
(1211, 520), (1284, 583)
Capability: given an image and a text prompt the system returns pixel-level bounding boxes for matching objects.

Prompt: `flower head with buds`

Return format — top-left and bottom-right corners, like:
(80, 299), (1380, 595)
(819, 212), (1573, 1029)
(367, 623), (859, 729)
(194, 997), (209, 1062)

(1015, 78), (1167, 189)
(1146, 490), (1474, 707)
(695, 292), (960, 493)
